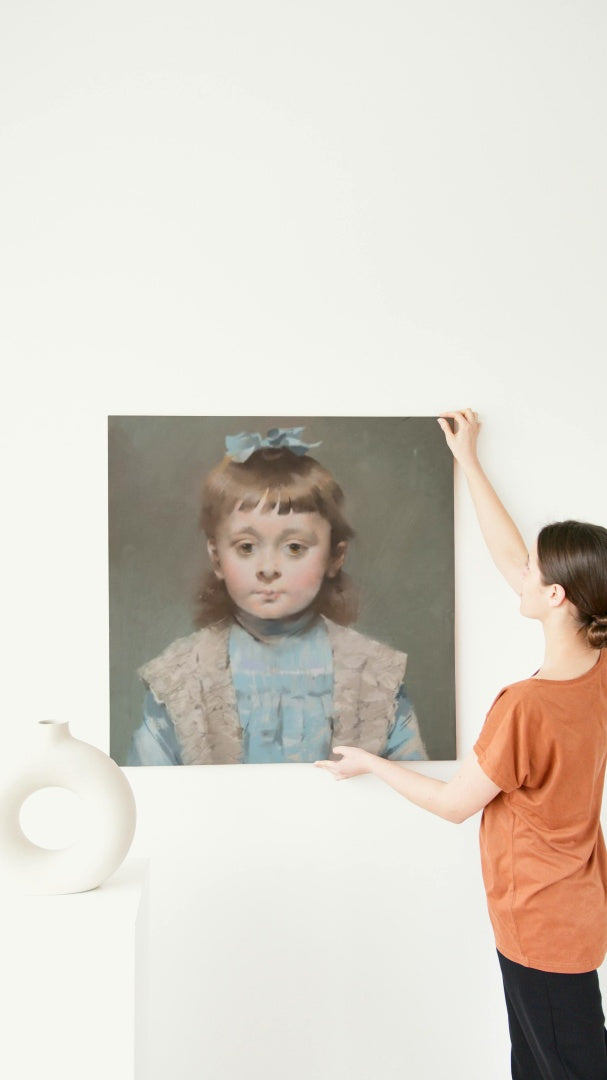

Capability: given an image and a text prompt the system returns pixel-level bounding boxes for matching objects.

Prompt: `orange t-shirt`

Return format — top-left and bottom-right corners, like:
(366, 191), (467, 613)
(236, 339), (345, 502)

(474, 649), (607, 973)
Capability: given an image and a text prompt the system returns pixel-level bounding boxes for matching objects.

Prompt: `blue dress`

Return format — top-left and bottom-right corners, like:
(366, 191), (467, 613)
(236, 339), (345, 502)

(128, 611), (427, 765)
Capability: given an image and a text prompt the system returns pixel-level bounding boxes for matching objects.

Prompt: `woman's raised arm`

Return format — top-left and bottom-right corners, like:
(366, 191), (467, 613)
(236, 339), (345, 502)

(437, 408), (528, 594)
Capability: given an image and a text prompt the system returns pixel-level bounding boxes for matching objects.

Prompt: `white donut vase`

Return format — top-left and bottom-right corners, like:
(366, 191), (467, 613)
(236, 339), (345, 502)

(0, 721), (136, 894)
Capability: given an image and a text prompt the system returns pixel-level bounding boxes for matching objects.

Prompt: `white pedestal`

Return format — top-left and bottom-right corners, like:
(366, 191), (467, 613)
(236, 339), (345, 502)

(0, 859), (149, 1080)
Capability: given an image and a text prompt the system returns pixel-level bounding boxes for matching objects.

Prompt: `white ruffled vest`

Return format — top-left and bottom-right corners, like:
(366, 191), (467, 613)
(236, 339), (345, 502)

(138, 616), (408, 765)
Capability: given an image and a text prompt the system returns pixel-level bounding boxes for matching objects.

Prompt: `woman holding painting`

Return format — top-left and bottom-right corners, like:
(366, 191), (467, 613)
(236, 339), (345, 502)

(317, 408), (607, 1080)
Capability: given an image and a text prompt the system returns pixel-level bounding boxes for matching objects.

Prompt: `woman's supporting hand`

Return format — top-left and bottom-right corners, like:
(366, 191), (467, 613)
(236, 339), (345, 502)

(314, 745), (374, 780)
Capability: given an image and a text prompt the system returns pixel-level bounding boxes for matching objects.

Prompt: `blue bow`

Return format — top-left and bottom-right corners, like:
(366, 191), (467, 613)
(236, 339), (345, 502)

(225, 427), (321, 463)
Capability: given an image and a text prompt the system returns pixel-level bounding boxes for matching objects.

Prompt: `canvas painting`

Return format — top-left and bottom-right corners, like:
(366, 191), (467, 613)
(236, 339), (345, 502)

(109, 416), (455, 764)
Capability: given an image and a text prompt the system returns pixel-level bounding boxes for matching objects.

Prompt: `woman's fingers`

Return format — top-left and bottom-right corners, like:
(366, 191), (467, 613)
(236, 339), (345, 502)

(315, 746), (366, 780)
(438, 409), (480, 437)
(438, 411), (466, 435)
(439, 408), (478, 423)
(314, 760), (344, 780)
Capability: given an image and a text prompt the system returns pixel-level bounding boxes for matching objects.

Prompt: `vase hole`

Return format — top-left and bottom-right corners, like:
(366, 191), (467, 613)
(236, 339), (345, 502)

(19, 787), (85, 850)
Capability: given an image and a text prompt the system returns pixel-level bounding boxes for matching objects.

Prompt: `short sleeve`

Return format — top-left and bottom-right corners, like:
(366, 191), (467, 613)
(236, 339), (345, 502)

(127, 691), (184, 766)
(474, 687), (531, 793)
(384, 684), (428, 761)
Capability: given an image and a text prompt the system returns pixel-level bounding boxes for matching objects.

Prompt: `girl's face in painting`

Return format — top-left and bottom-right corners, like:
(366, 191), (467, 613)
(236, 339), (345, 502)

(208, 501), (346, 620)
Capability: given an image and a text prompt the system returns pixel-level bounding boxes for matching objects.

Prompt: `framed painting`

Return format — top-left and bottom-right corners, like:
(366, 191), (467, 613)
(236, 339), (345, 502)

(109, 416), (455, 764)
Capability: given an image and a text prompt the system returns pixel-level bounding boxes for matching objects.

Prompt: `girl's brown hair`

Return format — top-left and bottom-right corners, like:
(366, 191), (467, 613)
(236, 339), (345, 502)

(537, 520), (607, 649)
(194, 447), (358, 627)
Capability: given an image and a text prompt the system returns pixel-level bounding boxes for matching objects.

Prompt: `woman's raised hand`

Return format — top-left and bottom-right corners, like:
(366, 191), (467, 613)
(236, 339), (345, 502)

(437, 408), (481, 470)
(314, 745), (373, 780)
(438, 408), (528, 591)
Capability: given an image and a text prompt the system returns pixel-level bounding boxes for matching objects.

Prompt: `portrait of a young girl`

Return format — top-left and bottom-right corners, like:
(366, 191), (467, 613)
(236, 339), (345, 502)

(109, 417), (455, 765)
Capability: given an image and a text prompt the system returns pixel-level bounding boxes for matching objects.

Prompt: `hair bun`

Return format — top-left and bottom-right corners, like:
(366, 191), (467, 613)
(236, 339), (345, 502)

(588, 614), (607, 649)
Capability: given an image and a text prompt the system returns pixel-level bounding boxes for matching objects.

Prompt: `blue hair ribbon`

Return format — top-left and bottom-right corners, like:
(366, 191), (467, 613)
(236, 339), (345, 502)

(225, 427), (321, 463)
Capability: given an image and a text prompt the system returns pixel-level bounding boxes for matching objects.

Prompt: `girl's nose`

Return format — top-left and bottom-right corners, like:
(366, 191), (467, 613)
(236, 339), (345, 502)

(257, 565), (280, 583)
(256, 562), (281, 582)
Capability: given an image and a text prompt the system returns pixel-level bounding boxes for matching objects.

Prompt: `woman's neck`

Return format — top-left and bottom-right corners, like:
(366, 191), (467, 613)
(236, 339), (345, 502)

(535, 620), (600, 680)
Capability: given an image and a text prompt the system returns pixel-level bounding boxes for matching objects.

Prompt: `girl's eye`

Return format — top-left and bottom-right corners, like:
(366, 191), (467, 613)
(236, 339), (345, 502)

(286, 542), (307, 556)
(236, 541), (255, 556)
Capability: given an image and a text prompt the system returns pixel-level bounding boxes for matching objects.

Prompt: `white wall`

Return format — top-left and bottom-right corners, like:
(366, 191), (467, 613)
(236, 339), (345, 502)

(1, 2), (606, 1078)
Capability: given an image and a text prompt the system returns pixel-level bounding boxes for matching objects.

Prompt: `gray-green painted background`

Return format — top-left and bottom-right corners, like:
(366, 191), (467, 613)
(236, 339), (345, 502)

(109, 416), (455, 762)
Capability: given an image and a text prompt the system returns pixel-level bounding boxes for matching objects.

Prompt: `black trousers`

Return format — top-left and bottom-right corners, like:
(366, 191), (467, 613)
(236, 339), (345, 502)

(498, 951), (607, 1080)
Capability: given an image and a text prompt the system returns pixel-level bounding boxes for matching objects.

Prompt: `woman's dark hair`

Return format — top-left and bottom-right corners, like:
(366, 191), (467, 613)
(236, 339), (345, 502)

(193, 447), (359, 627)
(537, 520), (607, 649)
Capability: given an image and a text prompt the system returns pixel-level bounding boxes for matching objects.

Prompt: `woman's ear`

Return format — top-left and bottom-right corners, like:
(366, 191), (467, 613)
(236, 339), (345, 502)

(547, 582), (567, 608)
(207, 538), (224, 580)
(327, 541), (348, 579)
